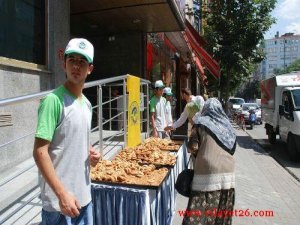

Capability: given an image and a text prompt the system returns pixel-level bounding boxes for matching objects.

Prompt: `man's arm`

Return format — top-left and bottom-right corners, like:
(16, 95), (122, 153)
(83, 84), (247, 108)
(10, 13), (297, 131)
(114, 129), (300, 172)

(150, 112), (158, 137)
(33, 138), (80, 217)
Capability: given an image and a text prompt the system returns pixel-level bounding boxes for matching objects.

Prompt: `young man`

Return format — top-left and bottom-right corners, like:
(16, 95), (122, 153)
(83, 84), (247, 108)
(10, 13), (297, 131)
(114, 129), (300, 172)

(149, 80), (168, 138)
(33, 38), (101, 225)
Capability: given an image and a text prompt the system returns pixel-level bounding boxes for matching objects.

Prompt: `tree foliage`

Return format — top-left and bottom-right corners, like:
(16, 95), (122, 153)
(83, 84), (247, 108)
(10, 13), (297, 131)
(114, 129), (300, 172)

(236, 79), (261, 102)
(202, 0), (276, 104)
(274, 59), (300, 75)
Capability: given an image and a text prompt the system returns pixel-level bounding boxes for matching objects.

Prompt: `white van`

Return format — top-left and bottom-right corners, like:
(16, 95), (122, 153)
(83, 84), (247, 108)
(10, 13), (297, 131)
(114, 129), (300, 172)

(227, 97), (245, 116)
(261, 71), (300, 160)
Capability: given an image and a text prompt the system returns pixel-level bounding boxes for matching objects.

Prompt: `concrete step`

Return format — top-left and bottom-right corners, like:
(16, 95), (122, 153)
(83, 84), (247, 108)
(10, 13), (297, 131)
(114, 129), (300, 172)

(0, 158), (39, 219)
(0, 186), (41, 225)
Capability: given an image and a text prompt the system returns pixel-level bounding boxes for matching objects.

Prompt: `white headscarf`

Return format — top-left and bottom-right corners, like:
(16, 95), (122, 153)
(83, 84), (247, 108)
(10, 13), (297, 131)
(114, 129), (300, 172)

(186, 95), (205, 120)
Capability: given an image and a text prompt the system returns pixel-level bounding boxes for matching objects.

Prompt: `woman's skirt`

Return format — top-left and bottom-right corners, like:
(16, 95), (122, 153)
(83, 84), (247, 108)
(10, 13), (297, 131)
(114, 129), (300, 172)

(182, 188), (235, 225)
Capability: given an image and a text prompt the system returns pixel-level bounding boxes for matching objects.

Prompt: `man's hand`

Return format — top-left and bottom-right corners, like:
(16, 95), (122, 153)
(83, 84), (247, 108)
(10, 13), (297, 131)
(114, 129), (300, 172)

(164, 126), (174, 132)
(152, 128), (158, 137)
(58, 191), (81, 218)
(89, 147), (101, 167)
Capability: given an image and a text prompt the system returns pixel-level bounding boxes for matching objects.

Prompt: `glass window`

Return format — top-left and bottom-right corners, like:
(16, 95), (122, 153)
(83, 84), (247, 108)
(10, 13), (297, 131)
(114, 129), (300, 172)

(0, 0), (45, 65)
(242, 104), (258, 110)
(282, 92), (290, 112)
(292, 89), (300, 109)
(229, 98), (245, 105)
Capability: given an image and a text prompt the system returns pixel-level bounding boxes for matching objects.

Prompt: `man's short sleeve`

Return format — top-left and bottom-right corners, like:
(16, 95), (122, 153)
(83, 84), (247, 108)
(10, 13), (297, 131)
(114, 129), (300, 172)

(149, 97), (156, 113)
(35, 94), (62, 141)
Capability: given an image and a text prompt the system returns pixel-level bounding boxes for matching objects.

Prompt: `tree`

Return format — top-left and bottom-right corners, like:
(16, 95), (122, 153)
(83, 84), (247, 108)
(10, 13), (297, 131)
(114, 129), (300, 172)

(274, 58), (300, 75)
(236, 79), (261, 102)
(202, 0), (276, 111)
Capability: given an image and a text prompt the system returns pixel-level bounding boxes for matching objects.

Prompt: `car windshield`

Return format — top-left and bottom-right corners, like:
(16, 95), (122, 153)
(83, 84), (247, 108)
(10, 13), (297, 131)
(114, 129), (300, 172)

(242, 104), (258, 110)
(292, 89), (300, 109)
(230, 99), (244, 104)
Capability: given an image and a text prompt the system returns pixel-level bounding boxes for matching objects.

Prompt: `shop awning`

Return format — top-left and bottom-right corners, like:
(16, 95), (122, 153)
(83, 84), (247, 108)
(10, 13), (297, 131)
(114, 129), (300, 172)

(194, 55), (205, 75)
(182, 30), (207, 83)
(184, 20), (220, 79)
(195, 55), (208, 85)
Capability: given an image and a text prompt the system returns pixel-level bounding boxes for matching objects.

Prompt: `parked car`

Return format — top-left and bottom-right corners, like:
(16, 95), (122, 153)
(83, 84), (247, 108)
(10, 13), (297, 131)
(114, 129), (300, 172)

(228, 97), (245, 116)
(256, 98), (261, 107)
(241, 103), (262, 124)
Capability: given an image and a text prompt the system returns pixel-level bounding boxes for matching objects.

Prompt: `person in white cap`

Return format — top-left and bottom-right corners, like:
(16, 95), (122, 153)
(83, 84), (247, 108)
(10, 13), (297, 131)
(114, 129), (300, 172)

(163, 87), (173, 127)
(33, 38), (100, 225)
(149, 80), (168, 138)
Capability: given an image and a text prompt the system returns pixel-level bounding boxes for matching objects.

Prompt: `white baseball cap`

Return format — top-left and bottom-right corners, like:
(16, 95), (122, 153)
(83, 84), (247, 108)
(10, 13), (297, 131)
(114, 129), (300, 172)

(163, 87), (173, 96)
(65, 38), (94, 63)
(154, 80), (165, 89)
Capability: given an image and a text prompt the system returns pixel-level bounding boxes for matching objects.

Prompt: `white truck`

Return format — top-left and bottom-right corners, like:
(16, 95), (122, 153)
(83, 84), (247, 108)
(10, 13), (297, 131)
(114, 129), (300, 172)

(261, 71), (300, 160)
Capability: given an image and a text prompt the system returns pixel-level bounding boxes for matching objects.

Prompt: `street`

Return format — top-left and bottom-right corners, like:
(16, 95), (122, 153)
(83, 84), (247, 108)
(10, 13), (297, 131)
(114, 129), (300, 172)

(243, 122), (300, 181)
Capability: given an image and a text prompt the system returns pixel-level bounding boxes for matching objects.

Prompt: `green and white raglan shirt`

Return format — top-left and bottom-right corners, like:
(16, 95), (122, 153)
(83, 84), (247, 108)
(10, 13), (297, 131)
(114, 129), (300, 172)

(149, 95), (167, 131)
(35, 85), (92, 212)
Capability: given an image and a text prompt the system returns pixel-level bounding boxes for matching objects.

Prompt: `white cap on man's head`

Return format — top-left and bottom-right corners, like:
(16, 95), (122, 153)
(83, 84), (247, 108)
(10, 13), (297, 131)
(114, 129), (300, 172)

(154, 80), (165, 89)
(65, 38), (94, 63)
(163, 87), (173, 96)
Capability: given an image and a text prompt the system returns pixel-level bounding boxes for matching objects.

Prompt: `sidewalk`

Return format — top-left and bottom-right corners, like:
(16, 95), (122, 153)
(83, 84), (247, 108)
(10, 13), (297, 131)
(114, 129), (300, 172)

(172, 128), (300, 225)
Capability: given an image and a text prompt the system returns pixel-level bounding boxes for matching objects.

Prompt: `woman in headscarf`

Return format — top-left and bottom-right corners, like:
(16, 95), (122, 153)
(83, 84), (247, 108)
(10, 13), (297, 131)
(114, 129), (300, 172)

(182, 98), (236, 225)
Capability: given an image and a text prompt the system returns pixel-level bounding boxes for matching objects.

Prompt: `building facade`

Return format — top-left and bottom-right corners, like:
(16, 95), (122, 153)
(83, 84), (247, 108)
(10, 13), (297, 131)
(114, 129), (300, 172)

(261, 32), (300, 79)
(0, 0), (218, 171)
(0, 0), (186, 171)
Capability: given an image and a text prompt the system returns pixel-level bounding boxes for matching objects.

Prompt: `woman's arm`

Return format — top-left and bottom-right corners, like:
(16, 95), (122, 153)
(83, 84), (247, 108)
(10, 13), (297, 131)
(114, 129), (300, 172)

(187, 126), (201, 156)
(172, 106), (188, 129)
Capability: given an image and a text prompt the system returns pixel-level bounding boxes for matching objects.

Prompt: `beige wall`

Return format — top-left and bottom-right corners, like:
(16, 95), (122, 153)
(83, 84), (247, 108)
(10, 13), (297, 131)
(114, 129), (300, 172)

(0, 0), (70, 172)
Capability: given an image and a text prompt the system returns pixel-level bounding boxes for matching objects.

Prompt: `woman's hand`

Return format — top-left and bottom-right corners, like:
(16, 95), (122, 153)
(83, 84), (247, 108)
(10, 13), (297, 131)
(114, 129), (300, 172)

(188, 128), (199, 156)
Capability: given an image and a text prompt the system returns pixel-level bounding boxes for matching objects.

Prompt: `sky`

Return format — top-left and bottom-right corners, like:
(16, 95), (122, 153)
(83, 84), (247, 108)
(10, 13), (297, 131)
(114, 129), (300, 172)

(264, 0), (300, 39)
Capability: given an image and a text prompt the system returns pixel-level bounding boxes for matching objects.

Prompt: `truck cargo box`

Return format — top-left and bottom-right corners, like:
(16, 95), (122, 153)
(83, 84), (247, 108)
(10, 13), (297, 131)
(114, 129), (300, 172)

(261, 72), (300, 156)
(261, 73), (300, 110)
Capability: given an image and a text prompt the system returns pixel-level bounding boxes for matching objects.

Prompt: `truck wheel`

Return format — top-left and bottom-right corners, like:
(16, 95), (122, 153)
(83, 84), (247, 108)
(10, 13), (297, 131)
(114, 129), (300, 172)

(287, 135), (299, 161)
(268, 131), (276, 144)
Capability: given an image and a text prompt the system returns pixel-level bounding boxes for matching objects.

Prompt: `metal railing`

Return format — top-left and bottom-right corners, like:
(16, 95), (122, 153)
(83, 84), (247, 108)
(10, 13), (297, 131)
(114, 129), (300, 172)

(0, 74), (150, 223)
(0, 74), (150, 154)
